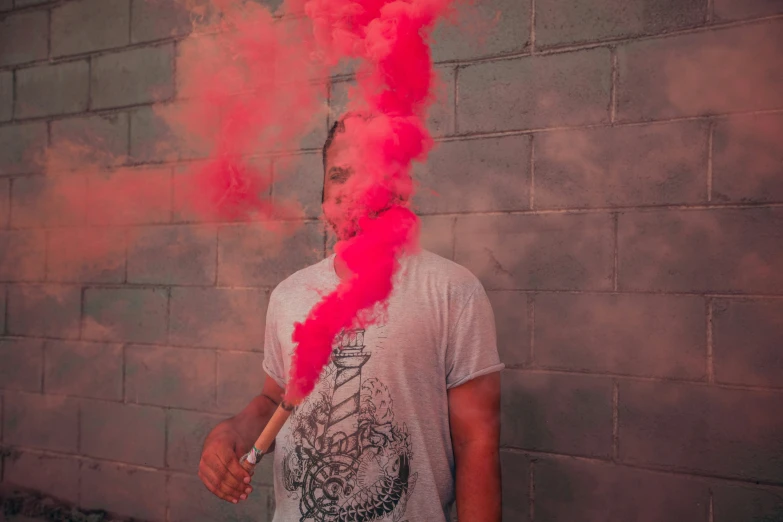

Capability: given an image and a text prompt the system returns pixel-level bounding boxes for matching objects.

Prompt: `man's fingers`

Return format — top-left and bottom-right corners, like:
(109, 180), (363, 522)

(198, 468), (237, 503)
(199, 466), (250, 502)
(217, 451), (251, 489)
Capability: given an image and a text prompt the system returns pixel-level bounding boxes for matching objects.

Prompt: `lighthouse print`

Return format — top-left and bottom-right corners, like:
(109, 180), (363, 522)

(282, 328), (417, 522)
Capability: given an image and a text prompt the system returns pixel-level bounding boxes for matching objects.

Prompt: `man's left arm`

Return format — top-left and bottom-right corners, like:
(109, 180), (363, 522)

(448, 371), (501, 522)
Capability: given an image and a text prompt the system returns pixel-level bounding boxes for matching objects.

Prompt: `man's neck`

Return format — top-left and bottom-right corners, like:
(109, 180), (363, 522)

(334, 254), (351, 280)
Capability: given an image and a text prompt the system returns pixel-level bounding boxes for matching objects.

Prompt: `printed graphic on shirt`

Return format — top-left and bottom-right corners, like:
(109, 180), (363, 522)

(282, 328), (417, 522)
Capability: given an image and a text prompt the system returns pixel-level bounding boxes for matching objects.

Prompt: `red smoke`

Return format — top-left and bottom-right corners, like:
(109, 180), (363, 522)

(284, 0), (452, 402)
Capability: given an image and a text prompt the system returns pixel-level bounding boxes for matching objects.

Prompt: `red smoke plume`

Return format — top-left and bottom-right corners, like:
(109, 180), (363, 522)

(284, 0), (452, 402)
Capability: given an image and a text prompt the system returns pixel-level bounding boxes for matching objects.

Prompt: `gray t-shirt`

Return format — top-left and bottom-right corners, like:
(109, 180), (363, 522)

(263, 249), (504, 522)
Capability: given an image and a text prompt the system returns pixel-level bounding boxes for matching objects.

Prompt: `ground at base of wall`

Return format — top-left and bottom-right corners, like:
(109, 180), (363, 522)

(0, 485), (141, 522)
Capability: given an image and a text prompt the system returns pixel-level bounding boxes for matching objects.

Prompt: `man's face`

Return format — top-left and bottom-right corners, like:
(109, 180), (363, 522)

(322, 130), (356, 238)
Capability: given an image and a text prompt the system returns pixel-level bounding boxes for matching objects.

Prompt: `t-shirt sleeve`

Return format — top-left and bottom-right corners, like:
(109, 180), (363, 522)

(262, 290), (287, 388)
(445, 280), (505, 389)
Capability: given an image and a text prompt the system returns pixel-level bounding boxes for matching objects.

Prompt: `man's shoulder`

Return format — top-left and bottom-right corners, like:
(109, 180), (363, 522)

(269, 256), (333, 302)
(408, 249), (483, 292)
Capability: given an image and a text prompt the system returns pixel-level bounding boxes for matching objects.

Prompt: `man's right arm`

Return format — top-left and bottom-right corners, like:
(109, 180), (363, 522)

(199, 373), (285, 503)
(212, 375), (286, 452)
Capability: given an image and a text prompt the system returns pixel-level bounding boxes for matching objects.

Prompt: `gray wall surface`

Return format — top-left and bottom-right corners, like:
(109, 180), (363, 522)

(1, 0), (782, 521)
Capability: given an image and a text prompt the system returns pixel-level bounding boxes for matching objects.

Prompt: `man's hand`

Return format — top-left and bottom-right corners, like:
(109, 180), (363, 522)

(198, 374), (284, 503)
(448, 371), (502, 521)
(199, 424), (253, 504)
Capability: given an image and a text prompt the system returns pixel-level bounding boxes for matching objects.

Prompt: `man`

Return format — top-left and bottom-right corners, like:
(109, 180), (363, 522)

(199, 114), (503, 521)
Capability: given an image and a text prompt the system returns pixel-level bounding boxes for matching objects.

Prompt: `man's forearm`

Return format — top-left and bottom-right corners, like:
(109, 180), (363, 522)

(455, 441), (502, 522)
(208, 394), (278, 453)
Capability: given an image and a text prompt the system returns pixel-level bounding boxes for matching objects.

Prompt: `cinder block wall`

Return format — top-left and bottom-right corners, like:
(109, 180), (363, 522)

(1, 0), (782, 521)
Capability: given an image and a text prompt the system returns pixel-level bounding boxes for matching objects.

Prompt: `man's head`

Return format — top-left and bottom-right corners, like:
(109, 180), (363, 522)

(321, 113), (366, 238)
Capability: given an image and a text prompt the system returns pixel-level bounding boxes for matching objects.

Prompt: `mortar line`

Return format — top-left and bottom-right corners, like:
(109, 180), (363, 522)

(504, 448), (783, 488)
(612, 213), (619, 291)
(214, 350), (219, 405)
(502, 367), (783, 394)
(213, 224), (221, 285)
(163, 408), (169, 468)
(3, 285), (8, 336)
(47, 7), (52, 60)
(76, 401), (82, 452)
(453, 66), (459, 134)
(707, 121), (715, 202)
(41, 341), (46, 392)
(2, 14), (782, 76)
(78, 287), (85, 340)
(450, 216), (456, 260)
(610, 48), (618, 123)
(529, 0), (536, 54)
(528, 294), (535, 366)
(43, 229), (50, 282)
(172, 40), (179, 99)
(122, 344), (126, 402)
(707, 0), (715, 23)
(11, 69), (16, 121)
(87, 57), (93, 110)
(165, 472), (171, 522)
(528, 134), (535, 209)
(128, 0), (134, 44)
(708, 489), (714, 522)
(706, 298), (715, 383)
(528, 459), (535, 521)
(123, 229), (129, 283)
(612, 380), (619, 461)
(4, 106), (783, 146)
(165, 286), (172, 344)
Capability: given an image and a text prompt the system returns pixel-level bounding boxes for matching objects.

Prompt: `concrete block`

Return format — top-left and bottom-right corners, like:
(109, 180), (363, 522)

(500, 451), (530, 522)
(15, 60), (89, 118)
(617, 20), (783, 121)
(46, 227), (126, 283)
(51, 0), (130, 57)
(0, 122), (47, 175)
(458, 48), (611, 133)
(535, 121), (709, 208)
(715, 0), (783, 20)
(218, 222), (324, 286)
(86, 166), (173, 225)
(0, 71), (12, 122)
(501, 370), (613, 457)
(80, 399), (165, 467)
(91, 44), (174, 109)
(44, 340), (123, 400)
(618, 208), (783, 293)
(0, 11), (48, 67)
(535, 293), (706, 379)
(3, 451), (80, 505)
(82, 287), (168, 343)
(454, 213), (614, 291)
(132, 0), (217, 43)
(713, 299), (783, 388)
(712, 483), (783, 522)
(418, 214), (454, 260)
(619, 381), (783, 482)
(535, 456), (710, 521)
(3, 391), (79, 452)
(431, 0), (530, 62)
(0, 231), (45, 282)
(127, 225), (217, 285)
(51, 113), (130, 166)
(81, 461), (166, 520)
(272, 153), (323, 220)
(713, 113), (783, 203)
(7, 284), (81, 339)
(0, 338), (43, 392)
(536, 0), (704, 48)
(10, 174), (88, 228)
(216, 351), (265, 413)
(169, 287), (268, 350)
(125, 344), (216, 410)
(487, 291), (529, 367)
(414, 135), (531, 213)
